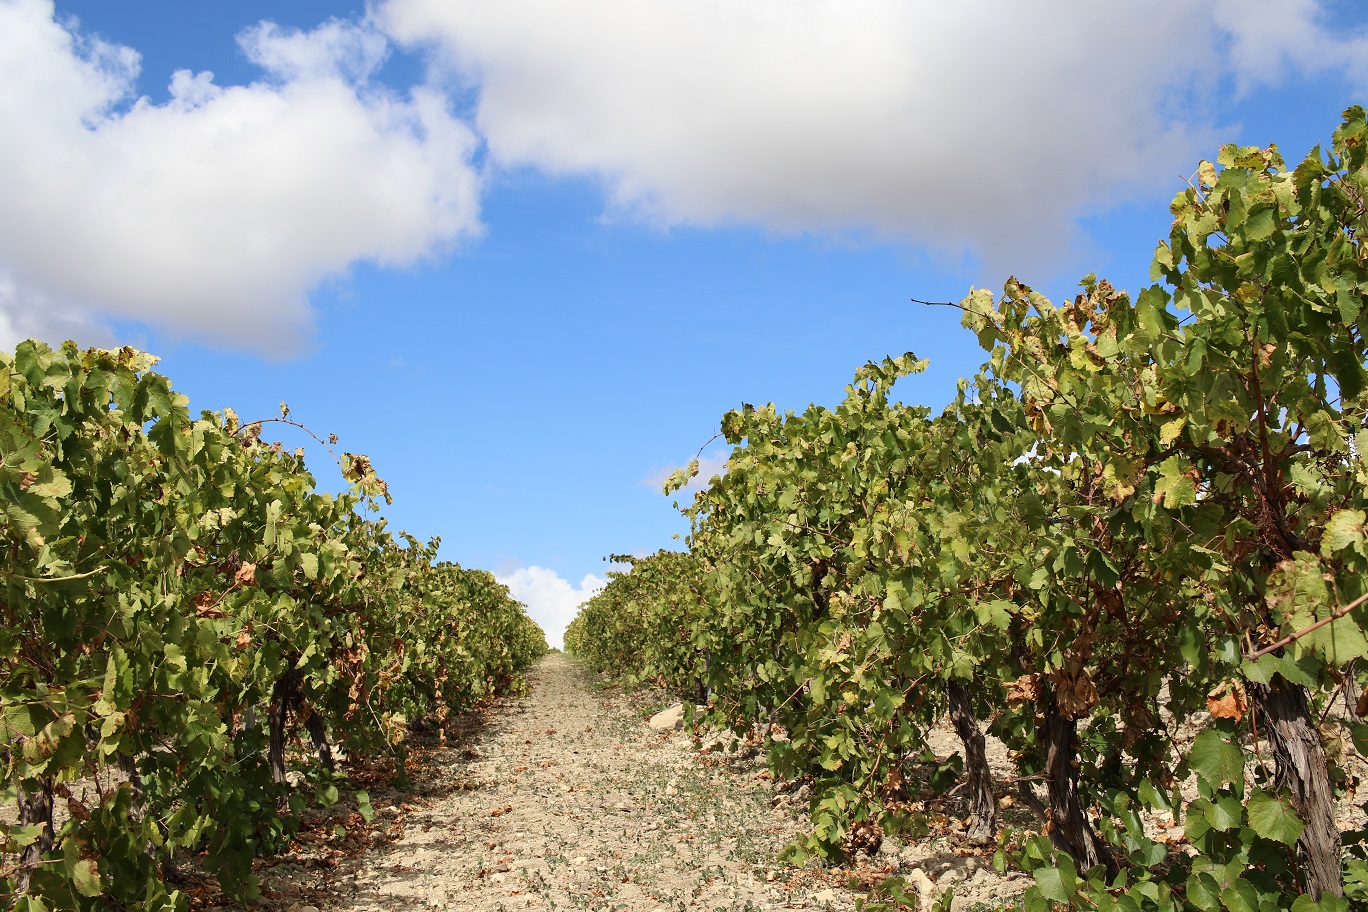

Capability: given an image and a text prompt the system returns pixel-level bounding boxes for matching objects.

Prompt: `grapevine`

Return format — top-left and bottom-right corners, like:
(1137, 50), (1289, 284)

(573, 107), (1368, 908)
(0, 342), (546, 908)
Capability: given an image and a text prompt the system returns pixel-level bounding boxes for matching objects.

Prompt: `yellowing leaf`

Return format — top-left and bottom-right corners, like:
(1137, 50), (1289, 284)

(1197, 160), (1218, 190)
(1103, 456), (1142, 501)
(1322, 509), (1365, 558)
(70, 857), (101, 897)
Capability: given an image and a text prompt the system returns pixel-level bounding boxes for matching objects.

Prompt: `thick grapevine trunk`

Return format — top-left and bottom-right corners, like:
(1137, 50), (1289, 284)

(303, 711), (334, 772)
(16, 777), (55, 892)
(269, 666), (300, 783)
(947, 680), (996, 843)
(1017, 779), (1048, 819)
(695, 649), (713, 705)
(1042, 701), (1118, 880)
(116, 751), (144, 800)
(1251, 678), (1343, 899)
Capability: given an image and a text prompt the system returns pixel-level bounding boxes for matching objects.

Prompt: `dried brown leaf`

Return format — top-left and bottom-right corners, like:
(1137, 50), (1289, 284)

(1005, 673), (1040, 707)
(1207, 681), (1248, 723)
(1056, 670), (1099, 720)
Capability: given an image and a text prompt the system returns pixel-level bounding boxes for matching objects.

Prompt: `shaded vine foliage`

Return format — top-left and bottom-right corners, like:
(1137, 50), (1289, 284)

(1, 341), (545, 910)
(572, 109), (1368, 909)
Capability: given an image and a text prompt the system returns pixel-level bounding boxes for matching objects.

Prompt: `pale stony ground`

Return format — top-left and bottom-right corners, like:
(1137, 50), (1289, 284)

(319, 653), (863, 911)
(314, 656), (859, 912)
(263, 654), (1029, 912)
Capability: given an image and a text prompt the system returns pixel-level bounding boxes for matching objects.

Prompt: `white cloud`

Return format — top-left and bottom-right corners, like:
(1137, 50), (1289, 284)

(1212, 0), (1368, 92)
(0, 271), (113, 351)
(380, 0), (1365, 274)
(497, 565), (607, 650)
(0, 0), (482, 353)
(6, 0), (1363, 354)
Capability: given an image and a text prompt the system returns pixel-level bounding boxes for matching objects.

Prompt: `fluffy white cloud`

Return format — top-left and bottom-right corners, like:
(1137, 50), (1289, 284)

(0, 271), (114, 351)
(381, 0), (1366, 274)
(498, 565), (607, 650)
(1212, 0), (1368, 92)
(7, 1), (1362, 353)
(0, 0), (482, 353)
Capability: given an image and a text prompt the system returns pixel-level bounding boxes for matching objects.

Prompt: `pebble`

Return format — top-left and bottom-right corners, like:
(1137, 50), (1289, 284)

(649, 704), (685, 731)
(907, 868), (936, 897)
(812, 888), (837, 904)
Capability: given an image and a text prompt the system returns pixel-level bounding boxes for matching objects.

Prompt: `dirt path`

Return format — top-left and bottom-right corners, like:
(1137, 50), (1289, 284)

(257, 656), (1368, 912)
(319, 654), (867, 911)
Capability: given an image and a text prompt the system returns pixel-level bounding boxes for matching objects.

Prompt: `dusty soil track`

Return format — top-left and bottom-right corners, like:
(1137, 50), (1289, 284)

(320, 654), (863, 911)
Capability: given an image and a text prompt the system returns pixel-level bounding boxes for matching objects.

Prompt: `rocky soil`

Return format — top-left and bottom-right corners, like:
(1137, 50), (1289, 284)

(14, 656), (1368, 909)
(252, 654), (1026, 912)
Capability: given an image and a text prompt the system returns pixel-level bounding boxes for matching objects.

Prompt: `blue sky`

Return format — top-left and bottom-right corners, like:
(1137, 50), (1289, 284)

(3, 0), (1366, 646)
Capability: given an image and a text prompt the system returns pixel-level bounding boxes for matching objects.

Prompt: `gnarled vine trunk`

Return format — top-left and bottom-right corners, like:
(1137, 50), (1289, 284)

(303, 711), (335, 771)
(695, 648), (713, 705)
(1042, 700), (1118, 880)
(947, 680), (996, 843)
(303, 710), (334, 772)
(271, 664), (337, 777)
(1251, 677), (1343, 899)
(269, 665), (301, 783)
(16, 776), (55, 893)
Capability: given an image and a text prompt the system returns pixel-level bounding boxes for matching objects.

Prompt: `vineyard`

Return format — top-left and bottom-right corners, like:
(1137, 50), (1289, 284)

(0, 342), (546, 909)
(567, 109), (1368, 909)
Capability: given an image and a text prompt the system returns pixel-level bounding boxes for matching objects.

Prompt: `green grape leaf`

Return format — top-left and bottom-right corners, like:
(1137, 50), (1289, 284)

(1188, 730), (1244, 788)
(1247, 788), (1304, 846)
(1032, 856), (1078, 903)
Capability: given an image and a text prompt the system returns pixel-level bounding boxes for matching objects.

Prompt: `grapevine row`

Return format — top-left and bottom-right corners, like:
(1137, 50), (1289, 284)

(570, 108), (1368, 909)
(1, 341), (546, 909)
